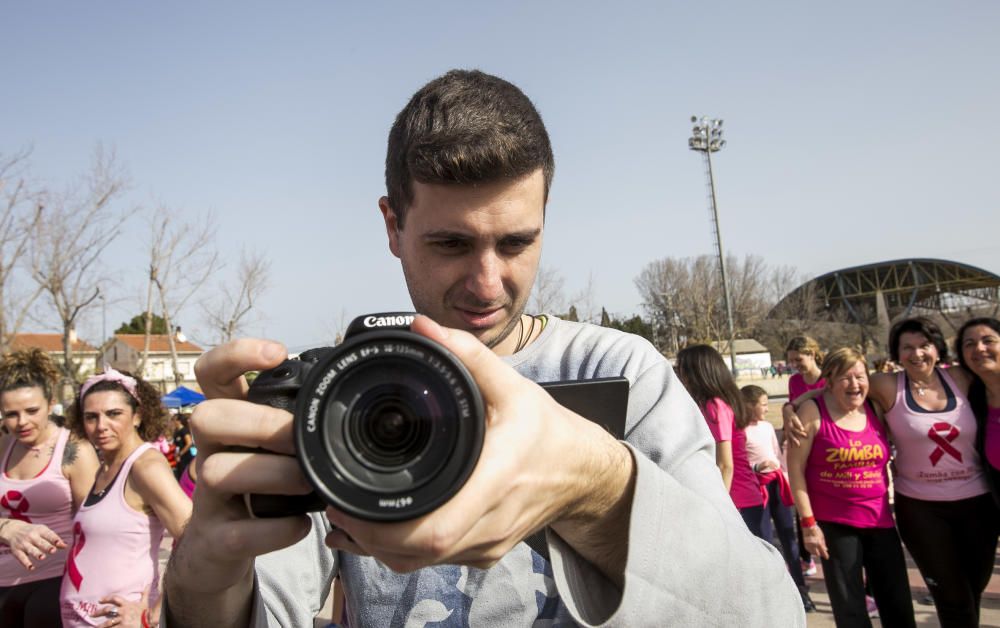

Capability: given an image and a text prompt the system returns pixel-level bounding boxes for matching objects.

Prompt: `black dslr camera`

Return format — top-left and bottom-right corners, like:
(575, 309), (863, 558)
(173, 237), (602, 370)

(247, 312), (483, 520)
(246, 312), (629, 526)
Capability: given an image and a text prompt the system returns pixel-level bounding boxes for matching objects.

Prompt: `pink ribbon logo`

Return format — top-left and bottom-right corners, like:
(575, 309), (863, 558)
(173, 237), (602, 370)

(1, 490), (32, 522)
(928, 422), (962, 466)
(65, 522), (86, 590)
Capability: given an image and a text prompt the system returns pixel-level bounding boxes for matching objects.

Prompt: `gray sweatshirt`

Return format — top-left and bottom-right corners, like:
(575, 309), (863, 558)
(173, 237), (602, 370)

(250, 317), (804, 627)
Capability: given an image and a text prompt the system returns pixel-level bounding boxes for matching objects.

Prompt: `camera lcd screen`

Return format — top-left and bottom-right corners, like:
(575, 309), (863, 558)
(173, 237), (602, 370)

(526, 376), (630, 559)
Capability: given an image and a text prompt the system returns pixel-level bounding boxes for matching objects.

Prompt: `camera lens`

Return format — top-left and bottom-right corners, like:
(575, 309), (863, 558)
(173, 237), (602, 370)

(292, 330), (484, 520)
(350, 392), (431, 469)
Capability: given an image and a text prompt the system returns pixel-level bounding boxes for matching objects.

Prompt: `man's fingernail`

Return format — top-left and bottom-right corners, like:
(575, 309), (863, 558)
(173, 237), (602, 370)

(262, 342), (284, 361)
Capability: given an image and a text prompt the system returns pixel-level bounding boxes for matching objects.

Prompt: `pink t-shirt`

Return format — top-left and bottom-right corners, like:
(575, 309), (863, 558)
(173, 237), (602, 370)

(885, 368), (988, 501)
(0, 427), (74, 586)
(701, 398), (763, 509)
(985, 407), (1000, 471)
(788, 372), (825, 403)
(805, 396), (894, 528)
(60, 443), (165, 627)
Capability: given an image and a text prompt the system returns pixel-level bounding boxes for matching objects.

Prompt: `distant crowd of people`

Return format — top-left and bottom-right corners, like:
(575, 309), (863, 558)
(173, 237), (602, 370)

(676, 316), (1000, 628)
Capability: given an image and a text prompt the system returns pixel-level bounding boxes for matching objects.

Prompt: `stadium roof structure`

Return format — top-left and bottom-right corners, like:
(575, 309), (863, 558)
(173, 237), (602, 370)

(772, 258), (1000, 323)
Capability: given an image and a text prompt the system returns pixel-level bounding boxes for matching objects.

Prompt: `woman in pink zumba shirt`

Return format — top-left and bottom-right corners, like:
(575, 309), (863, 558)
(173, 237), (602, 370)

(59, 368), (192, 627)
(787, 348), (915, 628)
(676, 345), (765, 536)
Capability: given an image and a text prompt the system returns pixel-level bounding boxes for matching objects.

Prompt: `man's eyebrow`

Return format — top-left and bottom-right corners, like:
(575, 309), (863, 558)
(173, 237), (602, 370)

(423, 228), (542, 240)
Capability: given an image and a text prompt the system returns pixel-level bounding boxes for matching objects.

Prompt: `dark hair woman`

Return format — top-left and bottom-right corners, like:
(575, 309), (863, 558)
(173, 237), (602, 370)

(675, 344), (764, 536)
(0, 349), (99, 628)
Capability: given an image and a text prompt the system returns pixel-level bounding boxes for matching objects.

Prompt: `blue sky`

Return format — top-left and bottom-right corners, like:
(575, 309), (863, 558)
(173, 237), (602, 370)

(3, 2), (998, 350)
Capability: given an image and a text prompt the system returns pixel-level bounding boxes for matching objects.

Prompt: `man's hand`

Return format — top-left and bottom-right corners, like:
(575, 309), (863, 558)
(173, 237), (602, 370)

(0, 519), (66, 571)
(322, 316), (635, 587)
(164, 339), (314, 627)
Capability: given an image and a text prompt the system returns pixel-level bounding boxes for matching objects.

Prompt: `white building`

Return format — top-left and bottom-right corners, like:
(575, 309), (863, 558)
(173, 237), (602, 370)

(100, 333), (204, 393)
(711, 338), (773, 376)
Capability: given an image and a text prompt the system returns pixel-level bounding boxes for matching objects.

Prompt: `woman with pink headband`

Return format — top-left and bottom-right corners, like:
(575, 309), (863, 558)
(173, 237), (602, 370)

(59, 368), (192, 628)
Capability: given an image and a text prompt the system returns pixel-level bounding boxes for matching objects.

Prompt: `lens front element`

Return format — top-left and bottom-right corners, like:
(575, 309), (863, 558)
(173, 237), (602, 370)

(293, 331), (484, 521)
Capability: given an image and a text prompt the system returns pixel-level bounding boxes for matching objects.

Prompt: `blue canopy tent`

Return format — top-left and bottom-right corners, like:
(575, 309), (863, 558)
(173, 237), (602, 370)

(162, 386), (205, 409)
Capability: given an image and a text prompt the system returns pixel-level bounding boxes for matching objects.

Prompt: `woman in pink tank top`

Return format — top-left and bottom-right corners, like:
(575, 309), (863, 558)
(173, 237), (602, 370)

(0, 349), (100, 628)
(787, 348), (915, 628)
(59, 368), (192, 628)
(785, 335), (826, 403)
(675, 345), (765, 535)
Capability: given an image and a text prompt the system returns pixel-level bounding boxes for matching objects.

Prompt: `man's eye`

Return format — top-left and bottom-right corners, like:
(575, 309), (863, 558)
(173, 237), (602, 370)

(432, 240), (466, 252)
(500, 239), (533, 254)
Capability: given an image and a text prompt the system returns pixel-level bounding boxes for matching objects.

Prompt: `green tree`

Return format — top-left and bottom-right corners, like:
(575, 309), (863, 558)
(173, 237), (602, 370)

(115, 312), (168, 335)
(603, 313), (655, 344)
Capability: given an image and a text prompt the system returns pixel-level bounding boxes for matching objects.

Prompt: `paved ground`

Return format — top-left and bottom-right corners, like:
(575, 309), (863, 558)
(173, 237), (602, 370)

(804, 548), (1000, 628)
(161, 534), (1000, 627)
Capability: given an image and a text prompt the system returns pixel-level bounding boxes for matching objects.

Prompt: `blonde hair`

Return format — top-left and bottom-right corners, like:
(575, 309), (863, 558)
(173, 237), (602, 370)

(820, 347), (868, 383)
(785, 336), (824, 366)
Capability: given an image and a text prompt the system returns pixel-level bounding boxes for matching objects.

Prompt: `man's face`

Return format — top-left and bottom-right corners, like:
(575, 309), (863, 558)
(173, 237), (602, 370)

(380, 169), (544, 356)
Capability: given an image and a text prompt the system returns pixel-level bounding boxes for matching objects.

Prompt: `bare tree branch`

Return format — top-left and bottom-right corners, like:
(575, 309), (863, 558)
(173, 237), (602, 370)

(529, 265), (566, 315)
(0, 149), (46, 352)
(142, 205), (219, 387)
(29, 146), (133, 398)
(201, 248), (270, 345)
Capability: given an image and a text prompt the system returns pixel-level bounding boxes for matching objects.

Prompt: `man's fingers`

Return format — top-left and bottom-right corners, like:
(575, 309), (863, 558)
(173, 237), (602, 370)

(200, 516), (313, 565)
(190, 399), (295, 455)
(195, 338), (288, 400)
(410, 316), (526, 401)
(200, 451), (311, 495)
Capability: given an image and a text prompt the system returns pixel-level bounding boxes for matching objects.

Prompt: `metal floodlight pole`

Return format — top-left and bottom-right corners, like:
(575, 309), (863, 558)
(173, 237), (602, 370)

(689, 116), (738, 376)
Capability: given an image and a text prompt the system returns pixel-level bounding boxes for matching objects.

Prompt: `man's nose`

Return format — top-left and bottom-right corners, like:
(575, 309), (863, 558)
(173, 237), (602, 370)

(465, 251), (504, 303)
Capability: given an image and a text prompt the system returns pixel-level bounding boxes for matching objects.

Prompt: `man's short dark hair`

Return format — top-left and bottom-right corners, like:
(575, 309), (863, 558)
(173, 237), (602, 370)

(888, 316), (949, 363)
(385, 69), (555, 227)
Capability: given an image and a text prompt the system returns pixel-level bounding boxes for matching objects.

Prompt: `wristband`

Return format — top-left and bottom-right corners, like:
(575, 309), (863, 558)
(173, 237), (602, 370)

(801, 515), (817, 528)
(141, 609), (151, 628)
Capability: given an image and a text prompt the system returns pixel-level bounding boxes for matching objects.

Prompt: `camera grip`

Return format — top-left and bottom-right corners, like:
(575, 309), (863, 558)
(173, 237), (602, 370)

(245, 492), (327, 518)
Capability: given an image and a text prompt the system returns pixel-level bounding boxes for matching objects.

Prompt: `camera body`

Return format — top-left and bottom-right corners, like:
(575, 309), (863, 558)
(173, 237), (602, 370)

(247, 313), (484, 521)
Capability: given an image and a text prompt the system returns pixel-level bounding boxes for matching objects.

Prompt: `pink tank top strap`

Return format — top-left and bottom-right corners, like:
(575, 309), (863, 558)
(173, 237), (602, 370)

(938, 365), (961, 393)
(115, 442), (155, 501)
(37, 426), (70, 479)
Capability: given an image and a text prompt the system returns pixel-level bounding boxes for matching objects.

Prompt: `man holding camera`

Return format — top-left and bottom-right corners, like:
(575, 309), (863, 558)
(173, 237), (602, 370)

(163, 70), (802, 627)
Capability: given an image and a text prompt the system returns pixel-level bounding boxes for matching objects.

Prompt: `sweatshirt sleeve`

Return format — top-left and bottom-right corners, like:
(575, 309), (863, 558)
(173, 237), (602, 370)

(546, 359), (805, 627)
(249, 513), (338, 628)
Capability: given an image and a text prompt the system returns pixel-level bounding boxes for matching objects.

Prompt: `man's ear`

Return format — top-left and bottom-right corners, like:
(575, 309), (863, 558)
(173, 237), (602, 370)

(378, 196), (401, 258)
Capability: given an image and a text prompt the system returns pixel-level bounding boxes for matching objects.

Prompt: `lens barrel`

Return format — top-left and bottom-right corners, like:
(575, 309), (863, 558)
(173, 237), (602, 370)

(291, 330), (484, 520)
